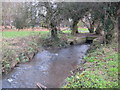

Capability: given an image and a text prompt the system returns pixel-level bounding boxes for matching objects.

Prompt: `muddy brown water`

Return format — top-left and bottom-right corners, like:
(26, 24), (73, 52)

(2, 44), (90, 88)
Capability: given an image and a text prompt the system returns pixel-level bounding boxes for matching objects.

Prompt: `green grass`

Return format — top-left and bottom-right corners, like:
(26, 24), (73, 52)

(2, 27), (89, 38)
(63, 28), (89, 34)
(63, 30), (71, 33)
(78, 28), (89, 33)
(63, 43), (119, 88)
(2, 31), (49, 38)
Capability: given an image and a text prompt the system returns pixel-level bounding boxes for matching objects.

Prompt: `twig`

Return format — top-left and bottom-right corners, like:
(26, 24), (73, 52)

(36, 82), (47, 89)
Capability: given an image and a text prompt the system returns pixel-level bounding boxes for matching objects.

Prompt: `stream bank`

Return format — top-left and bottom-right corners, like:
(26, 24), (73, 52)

(2, 33), (101, 88)
(2, 33), (99, 75)
(2, 44), (90, 88)
(63, 41), (118, 88)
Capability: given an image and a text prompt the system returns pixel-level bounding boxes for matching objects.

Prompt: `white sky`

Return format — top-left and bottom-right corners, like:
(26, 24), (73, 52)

(1, 0), (120, 2)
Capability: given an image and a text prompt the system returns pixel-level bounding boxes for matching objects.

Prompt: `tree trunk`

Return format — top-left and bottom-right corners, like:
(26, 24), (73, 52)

(88, 24), (94, 33)
(57, 24), (63, 34)
(88, 28), (94, 33)
(51, 28), (58, 39)
(50, 22), (58, 40)
(95, 25), (104, 35)
(71, 20), (79, 35)
(4, 21), (7, 29)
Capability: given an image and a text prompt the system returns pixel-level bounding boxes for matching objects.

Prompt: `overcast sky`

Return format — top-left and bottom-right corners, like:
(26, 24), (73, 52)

(0, 0), (119, 2)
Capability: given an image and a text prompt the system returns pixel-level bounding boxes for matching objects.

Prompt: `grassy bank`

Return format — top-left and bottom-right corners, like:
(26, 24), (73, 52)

(2, 32), (70, 75)
(2, 31), (49, 38)
(2, 34), (43, 74)
(2, 30), (49, 74)
(63, 42), (119, 88)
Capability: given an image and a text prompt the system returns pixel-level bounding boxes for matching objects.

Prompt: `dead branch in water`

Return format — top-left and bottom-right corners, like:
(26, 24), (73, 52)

(36, 82), (47, 89)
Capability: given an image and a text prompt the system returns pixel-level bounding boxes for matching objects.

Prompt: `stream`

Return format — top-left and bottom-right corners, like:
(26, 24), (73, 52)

(2, 44), (90, 88)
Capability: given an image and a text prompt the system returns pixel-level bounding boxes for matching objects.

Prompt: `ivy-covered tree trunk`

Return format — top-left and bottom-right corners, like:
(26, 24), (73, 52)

(103, 15), (115, 44)
(105, 21), (114, 44)
(71, 20), (79, 35)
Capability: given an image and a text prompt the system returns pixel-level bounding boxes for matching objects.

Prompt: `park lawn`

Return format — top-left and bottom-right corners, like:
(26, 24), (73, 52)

(63, 30), (71, 33)
(78, 27), (89, 33)
(2, 27), (89, 38)
(2, 31), (49, 38)
(63, 42), (119, 88)
(63, 27), (89, 34)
